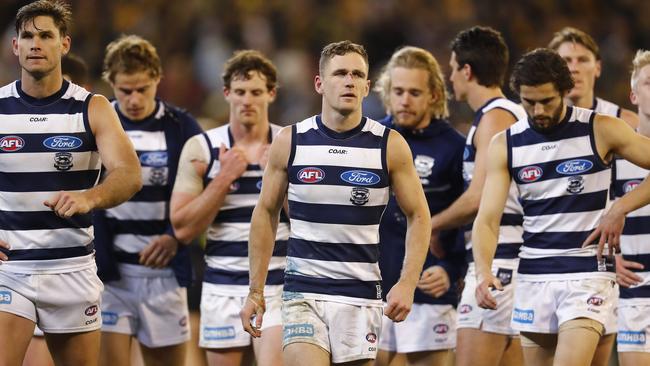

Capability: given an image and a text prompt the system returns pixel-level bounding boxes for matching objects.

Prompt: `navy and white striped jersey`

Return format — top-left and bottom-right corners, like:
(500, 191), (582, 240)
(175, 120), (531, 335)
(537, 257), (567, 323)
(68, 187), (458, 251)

(463, 98), (526, 262)
(0, 80), (100, 273)
(507, 106), (615, 280)
(201, 124), (289, 296)
(285, 115), (390, 306)
(592, 97), (621, 118)
(614, 158), (650, 302)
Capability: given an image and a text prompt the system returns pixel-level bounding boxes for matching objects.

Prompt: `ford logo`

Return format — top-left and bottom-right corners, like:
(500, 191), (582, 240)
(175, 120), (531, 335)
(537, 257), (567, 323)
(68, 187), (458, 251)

(139, 152), (168, 167)
(43, 135), (83, 150)
(555, 159), (593, 175)
(340, 170), (380, 186)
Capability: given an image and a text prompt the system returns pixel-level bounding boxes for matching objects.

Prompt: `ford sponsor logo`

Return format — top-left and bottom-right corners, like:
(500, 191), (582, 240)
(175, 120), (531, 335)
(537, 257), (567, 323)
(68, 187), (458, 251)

(139, 151), (168, 167)
(518, 165), (543, 183)
(555, 159), (593, 175)
(297, 167), (325, 183)
(0, 136), (24, 152)
(340, 170), (380, 186)
(43, 135), (83, 150)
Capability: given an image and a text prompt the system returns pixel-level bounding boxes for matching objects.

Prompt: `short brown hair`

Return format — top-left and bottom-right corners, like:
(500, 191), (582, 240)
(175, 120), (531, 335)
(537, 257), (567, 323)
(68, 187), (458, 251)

(374, 46), (449, 119)
(450, 26), (509, 88)
(319, 40), (368, 75)
(15, 0), (72, 37)
(222, 50), (278, 91)
(102, 35), (162, 83)
(548, 27), (600, 60)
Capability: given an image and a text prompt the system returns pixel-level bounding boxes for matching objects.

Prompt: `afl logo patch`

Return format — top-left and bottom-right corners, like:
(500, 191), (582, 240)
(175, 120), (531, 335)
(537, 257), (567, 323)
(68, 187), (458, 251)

(433, 324), (449, 334)
(366, 333), (377, 343)
(43, 136), (83, 150)
(298, 167), (325, 183)
(85, 305), (99, 316)
(140, 152), (168, 167)
(624, 180), (641, 193)
(518, 166), (543, 183)
(340, 170), (380, 186)
(556, 159), (593, 175)
(0, 136), (24, 152)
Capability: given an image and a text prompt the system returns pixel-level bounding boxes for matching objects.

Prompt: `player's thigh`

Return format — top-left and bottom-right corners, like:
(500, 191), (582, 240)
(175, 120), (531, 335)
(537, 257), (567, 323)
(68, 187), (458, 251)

(45, 329), (101, 366)
(284, 342), (330, 366)
(205, 346), (251, 366)
(252, 324), (283, 366)
(0, 312), (35, 366)
(140, 342), (187, 366)
(619, 352), (650, 366)
(99, 332), (132, 366)
(456, 328), (510, 366)
(22, 335), (55, 366)
(374, 350), (405, 366)
(498, 336), (523, 366)
(405, 350), (452, 366)
(590, 333), (615, 366)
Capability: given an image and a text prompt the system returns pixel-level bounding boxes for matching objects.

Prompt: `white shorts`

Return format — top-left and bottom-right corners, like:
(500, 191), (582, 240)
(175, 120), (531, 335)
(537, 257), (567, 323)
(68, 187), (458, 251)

(101, 267), (190, 348)
(457, 262), (518, 335)
(512, 277), (617, 334)
(199, 283), (282, 349)
(282, 293), (382, 363)
(617, 301), (650, 352)
(379, 303), (456, 353)
(0, 266), (103, 333)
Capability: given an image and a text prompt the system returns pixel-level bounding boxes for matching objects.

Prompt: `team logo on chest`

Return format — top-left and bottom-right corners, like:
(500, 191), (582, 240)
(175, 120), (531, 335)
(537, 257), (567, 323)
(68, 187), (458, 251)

(350, 187), (370, 206)
(566, 175), (585, 194)
(297, 167), (325, 183)
(414, 155), (435, 184)
(54, 152), (73, 171)
(149, 167), (167, 185)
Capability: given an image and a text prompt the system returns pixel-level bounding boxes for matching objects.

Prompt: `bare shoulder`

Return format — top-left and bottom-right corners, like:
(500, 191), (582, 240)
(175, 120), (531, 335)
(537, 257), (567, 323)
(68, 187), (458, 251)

(619, 108), (639, 129)
(268, 126), (292, 169)
(87, 94), (120, 134)
(387, 129), (413, 170)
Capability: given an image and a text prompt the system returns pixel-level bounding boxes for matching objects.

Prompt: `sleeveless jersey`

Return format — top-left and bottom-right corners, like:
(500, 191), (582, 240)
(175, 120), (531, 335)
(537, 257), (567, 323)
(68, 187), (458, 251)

(201, 124), (289, 296)
(0, 80), (100, 274)
(507, 106), (615, 280)
(592, 97), (621, 118)
(463, 98), (526, 262)
(286, 115), (390, 306)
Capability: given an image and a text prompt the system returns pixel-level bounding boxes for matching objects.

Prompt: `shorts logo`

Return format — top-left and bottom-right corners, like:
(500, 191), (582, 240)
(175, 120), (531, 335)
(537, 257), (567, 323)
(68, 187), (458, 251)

(85, 318), (97, 325)
(179, 316), (187, 327)
(518, 166), (543, 183)
(512, 308), (534, 324)
(54, 152), (74, 171)
(204, 326), (236, 340)
(350, 187), (370, 206)
(555, 159), (593, 175)
(618, 331), (646, 345)
(0, 136), (24, 152)
(139, 152), (168, 167)
(102, 311), (118, 325)
(459, 304), (472, 314)
(496, 268), (513, 286)
(566, 175), (585, 194)
(0, 291), (11, 304)
(43, 136), (83, 150)
(298, 167), (325, 183)
(366, 332), (377, 343)
(283, 324), (314, 340)
(587, 297), (604, 306)
(624, 180), (641, 193)
(85, 305), (99, 316)
(433, 324), (449, 334)
(340, 170), (380, 186)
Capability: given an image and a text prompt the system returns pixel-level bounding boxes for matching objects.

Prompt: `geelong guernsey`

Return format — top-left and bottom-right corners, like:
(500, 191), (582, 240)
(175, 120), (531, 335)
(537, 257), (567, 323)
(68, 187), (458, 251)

(285, 115), (390, 307)
(0, 80), (100, 274)
(592, 97), (621, 118)
(507, 106), (615, 280)
(463, 98), (526, 262)
(201, 124), (289, 296)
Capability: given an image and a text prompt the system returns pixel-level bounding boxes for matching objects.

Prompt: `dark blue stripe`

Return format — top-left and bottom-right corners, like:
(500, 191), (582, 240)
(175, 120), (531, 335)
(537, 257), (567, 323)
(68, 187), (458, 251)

(113, 250), (141, 264)
(288, 201), (385, 225)
(466, 244), (521, 262)
(205, 175), (262, 195)
(0, 211), (91, 230)
(512, 155), (608, 185)
(623, 217), (650, 236)
(521, 190), (608, 216)
(284, 273), (381, 299)
(518, 255), (615, 274)
(501, 213), (523, 226)
(288, 165), (388, 188)
(510, 116), (590, 146)
(1, 243), (94, 261)
(620, 286), (650, 299)
(0, 132), (96, 153)
(107, 219), (167, 235)
(204, 267), (284, 286)
(522, 231), (593, 250)
(0, 96), (85, 115)
(0, 170), (100, 192)
(620, 254), (650, 270)
(214, 207), (255, 223)
(131, 185), (168, 202)
(296, 128), (384, 149)
(205, 240), (287, 257)
(287, 238), (378, 263)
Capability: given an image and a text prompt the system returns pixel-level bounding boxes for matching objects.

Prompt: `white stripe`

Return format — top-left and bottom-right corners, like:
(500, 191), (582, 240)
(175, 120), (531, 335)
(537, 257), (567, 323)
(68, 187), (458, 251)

(524, 210), (603, 233)
(518, 170), (610, 201)
(207, 222), (290, 242)
(206, 255), (286, 272)
(628, 205), (650, 218)
(497, 225), (524, 243)
(287, 256), (380, 281)
(483, 99), (527, 120)
(221, 194), (259, 210)
(114, 234), (152, 252)
(292, 145), (383, 169)
(205, 125), (231, 148)
(621, 234), (650, 255)
(290, 219), (379, 244)
(465, 126), (476, 146)
(361, 118), (387, 137)
(288, 184), (389, 206)
(463, 161), (475, 181)
(0, 83), (17, 98)
(0, 190), (86, 211)
(0, 114), (86, 134)
(616, 159), (649, 180)
(519, 245), (599, 259)
(106, 201), (167, 221)
(126, 130), (167, 151)
(511, 136), (592, 167)
(2, 228), (92, 250)
(295, 117), (317, 133)
(62, 82), (91, 101)
(0, 151), (100, 173)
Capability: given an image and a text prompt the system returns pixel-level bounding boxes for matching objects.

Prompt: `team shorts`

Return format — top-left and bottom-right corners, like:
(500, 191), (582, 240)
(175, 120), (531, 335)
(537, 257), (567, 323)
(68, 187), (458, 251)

(101, 267), (190, 348)
(0, 266), (103, 333)
(457, 261), (518, 335)
(282, 292), (382, 363)
(199, 283), (282, 349)
(617, 301), (650, 352)
(379, 303), (456, 353)
(511, 277), (617, 334)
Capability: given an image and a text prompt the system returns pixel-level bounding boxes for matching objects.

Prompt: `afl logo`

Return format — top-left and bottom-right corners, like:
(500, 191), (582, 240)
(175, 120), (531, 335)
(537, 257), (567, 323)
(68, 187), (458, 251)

(587, 297), (604, 306)
(340, 170), (381, 186)
(140, 152), (168, 167)
(518, 166), (543, 183)
(556, 159), (593, 175)
(0, 136), (24, 152)
(433, 324), (449, 334)
(624, 180), (641, 193)
(43, 136), (83, 150)
(298, 167), (325, 183)
(85, 305), (99, 316)
(366, 333), (377, 343)
(459, 304), (472, 314)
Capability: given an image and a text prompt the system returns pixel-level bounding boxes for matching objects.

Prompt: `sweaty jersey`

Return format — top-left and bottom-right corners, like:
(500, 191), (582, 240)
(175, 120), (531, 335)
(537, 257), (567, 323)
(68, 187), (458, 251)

(0, 80), (100, 274)
(201, 124), (289, 296)
(463, 97), (526, 262)
(507, 106), (615, 280)
(285, 115), (390, 306)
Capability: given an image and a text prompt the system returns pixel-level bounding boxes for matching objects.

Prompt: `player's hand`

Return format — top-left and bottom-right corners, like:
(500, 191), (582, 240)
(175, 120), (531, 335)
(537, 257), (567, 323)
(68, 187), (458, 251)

(240, 289), (266, 338)
(429, 230), (446, 259)
(218, 144), (248, 182)
(0, 239), (10, 262)
(475, 272), (502, 310)
(616, 254), (644, 288)
(582, 206), (625, 261)
(44, 191), (94, 218)
(384, 280), (415, 322)
(417, 265), (450, 298)
(139, 234), (178, 269)
(257, 144), (271, 171)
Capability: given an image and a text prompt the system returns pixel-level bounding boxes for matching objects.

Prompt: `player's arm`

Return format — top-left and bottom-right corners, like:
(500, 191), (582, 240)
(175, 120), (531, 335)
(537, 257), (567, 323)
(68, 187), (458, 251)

(473, 132), (510, 310)
(44, 95), (142, 217)
(584, 115), (650, 256)
(384, 130), (431, 322)
(620, 107), (640, 129)
(241, 126), (291, 337)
